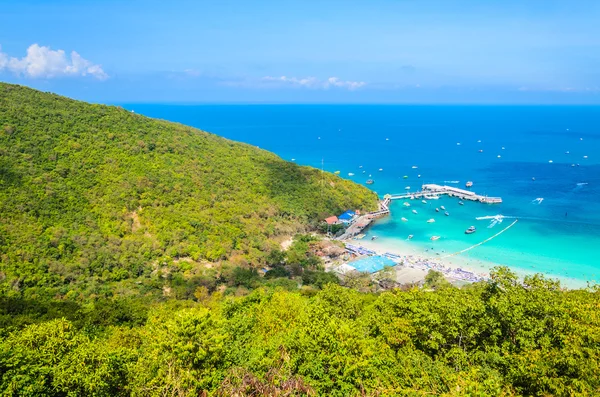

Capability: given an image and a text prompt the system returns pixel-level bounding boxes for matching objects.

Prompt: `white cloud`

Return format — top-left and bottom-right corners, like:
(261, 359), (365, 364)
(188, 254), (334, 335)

(0, 44), (108, 80)
(262, 75), (366, 90)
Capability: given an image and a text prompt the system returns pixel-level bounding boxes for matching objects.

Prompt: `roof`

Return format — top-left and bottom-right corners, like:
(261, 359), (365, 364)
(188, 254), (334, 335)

(325, 216), (339, 225)
(338, 210), (355, 220)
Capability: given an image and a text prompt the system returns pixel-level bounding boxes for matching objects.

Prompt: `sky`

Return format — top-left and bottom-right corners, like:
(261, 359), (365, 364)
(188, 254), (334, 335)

(1, 0), (599, 104)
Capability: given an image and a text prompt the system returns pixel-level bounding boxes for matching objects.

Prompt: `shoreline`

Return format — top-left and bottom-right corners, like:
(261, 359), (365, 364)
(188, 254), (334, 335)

(353, 234), (589, 289)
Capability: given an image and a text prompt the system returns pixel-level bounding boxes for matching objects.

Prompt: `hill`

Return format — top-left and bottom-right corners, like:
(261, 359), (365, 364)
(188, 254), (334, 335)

(0, 83), (377, 298)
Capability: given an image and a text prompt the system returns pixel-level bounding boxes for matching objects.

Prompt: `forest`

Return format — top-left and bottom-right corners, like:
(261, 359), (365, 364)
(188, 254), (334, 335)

(1, 83), (599, 396)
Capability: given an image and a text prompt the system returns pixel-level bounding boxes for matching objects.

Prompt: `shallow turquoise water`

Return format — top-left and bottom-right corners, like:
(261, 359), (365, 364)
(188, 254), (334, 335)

(125, 104), (600, 284)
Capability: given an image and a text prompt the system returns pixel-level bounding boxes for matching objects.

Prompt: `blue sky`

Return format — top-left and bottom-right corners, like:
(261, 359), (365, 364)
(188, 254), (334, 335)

(1, 0), (599, 103)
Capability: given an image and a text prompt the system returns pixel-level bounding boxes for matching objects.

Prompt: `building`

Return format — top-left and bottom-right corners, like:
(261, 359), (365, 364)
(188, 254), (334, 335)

(337, 210), (356, 224)
(325, 216), (339, 225)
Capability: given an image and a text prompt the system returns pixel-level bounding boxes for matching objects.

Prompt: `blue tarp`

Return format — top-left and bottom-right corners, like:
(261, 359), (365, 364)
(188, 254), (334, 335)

(348, 255), (396, 273)
(338, 210), (355, 221)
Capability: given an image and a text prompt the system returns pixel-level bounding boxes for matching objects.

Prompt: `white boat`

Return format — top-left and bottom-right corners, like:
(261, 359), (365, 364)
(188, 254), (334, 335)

(477, 140), (481, 143)
(379, 168), (383, 171)
(466, 181), (473, 188)
(348, 172), (355, 176)
(418, 174), (421, 178)
(424, 195), (439, 200)
(427, 218), (435, 223)
(502, 147), (505, 150)
(584, 155), (588, 159)
(435, 208), (440, 212)
(430, 236), (440, 241)
(421, 200), (427, 204)
(412, 166), (418, 169)
(403, 202), (411, 207)
(412, 210), (418, 214)
(457, 143), (461, 146)
(459, 201), (464, 206)
(440, 206), (446, 210)
(291, 158), (296, 161)
(359, 165), (363, 168)
(408, 234), (413, 240)
(401, 217), (408, 222)
(445, 211), (450, 216)
(548, 160), (553, 163)
(405, 186), (411, 190)
(497, 155), (501, 158)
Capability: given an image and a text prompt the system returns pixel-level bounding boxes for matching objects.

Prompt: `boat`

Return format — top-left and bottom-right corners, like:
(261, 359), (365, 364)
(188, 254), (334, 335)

(371, 236), (378, 241)
(403, 175), (408, 179)
(445, 211), (450, 216)
(401, 217), (408, 222)
(497, 155), (501, 158)
(412, 166), (418, 169)
(421, 200), (427, 204)
(359, 165), (363, 168)
(386, 138), (389, 141)
(565, 151), (570, 154)
(427, 218), (435, 223)
(440, 206), (446, 210)
(479, 149), (483, 153)
(458, 201), (464, 206)
(532, 177), (536, 181)
(418, 174), (421, 178)
(348, 173), (355, 176)
(430, 236), (440, 241)
(403, 202), (411, 207)
(334, 170), (340, 174)
(405, 186), (411, 190)
(291, 158), (296, 161)
(412, 210), (418, 214)
(435, 208), (440, 212)
(362, 171), (366, 173)
(379, 168), (383, 171)
(465, 181), (473, 188)
(548, 160), (553, 163)
(502, 147), (505, 150)
(366, 179), (374, 185)
(477, 140), (481, 143)
(465, 226), (476, 234)
(425, 195), (439, 200)
(584, 155), (588, 159)
(408, 234), (413, 240)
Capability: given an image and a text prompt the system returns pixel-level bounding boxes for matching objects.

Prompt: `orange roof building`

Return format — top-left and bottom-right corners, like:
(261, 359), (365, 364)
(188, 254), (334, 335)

(325, 216), (339, 225)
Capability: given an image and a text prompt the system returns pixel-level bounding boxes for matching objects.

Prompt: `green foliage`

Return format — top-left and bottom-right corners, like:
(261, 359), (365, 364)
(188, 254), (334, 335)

(424, 269), (452, 290)
(2, 271), (599, 396)
(0, 83), (377, 300)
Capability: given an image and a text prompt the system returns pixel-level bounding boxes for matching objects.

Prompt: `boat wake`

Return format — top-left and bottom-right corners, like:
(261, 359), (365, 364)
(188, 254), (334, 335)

(531, 197), (544, 205)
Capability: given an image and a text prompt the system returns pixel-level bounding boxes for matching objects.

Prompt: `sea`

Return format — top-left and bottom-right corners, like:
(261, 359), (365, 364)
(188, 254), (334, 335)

(126, 104), (600, 287)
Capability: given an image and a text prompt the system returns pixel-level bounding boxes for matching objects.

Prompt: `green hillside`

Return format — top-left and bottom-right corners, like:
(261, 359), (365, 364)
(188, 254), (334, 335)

(0, 83), (377, 298)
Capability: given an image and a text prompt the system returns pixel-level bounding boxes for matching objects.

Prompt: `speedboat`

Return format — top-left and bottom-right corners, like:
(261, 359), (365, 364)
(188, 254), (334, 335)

(435, 208), (440, 212)
(430, 236), (440, 241)
(445, 211), (450, 216)
(427, 218), (435, 223)
(403, 202), (411, 207)
(584, 155), (589, 159)
(366, 179), (374, 184)
(418, 174), (421, 178)
(405, 186), (411, 190)
(403, 175), (409, 179)
(458, 201), (464, 206)
(348, 173), (355, 176)
(422, 200), (427, 204)
(408, 234), (413, 240)
(479, 149), (483, 153)
(466, 181), (473, 188)
(412, 209), (418, 214)
(465, 226), (476, 234)
(412, 166), (418, 169)
(334, 170), (340, 174)
(379, 168), (383, 171)
(401, 217), (408, 222)
(440, 206), (446, 210)
(371, 236), (378, 240)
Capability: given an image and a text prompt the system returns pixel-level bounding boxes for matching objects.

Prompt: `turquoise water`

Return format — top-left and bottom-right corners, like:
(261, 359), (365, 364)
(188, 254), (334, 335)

(348, 255), (396, 273)
(126, 104), (600, 284)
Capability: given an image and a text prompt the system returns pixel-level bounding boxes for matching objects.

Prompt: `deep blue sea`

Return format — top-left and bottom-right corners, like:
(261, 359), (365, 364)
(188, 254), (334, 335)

(126, 104), (600, 286)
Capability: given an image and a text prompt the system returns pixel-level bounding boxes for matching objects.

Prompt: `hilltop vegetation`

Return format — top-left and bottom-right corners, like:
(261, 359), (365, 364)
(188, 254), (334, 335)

(0, 83), (377, 299)
(2, 269), (600, 396)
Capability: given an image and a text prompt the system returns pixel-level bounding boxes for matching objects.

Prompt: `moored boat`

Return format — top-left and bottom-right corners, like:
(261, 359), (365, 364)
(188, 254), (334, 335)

(465, 226), (476, 234)
(366, 179), (374, 184)
(430, 235), (440, 241)
(412, 209), (418, 214)
(445, 211), (450, 216)
(427, 218), (435, 223)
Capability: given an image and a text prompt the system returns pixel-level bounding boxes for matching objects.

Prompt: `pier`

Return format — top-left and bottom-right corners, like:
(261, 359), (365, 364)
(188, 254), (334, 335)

(388, 184), (502, 204)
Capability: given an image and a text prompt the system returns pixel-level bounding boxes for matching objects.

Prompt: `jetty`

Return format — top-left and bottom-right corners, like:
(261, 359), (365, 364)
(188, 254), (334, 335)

(337, 197), (390, 240)
(389, 184), (502, 204)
